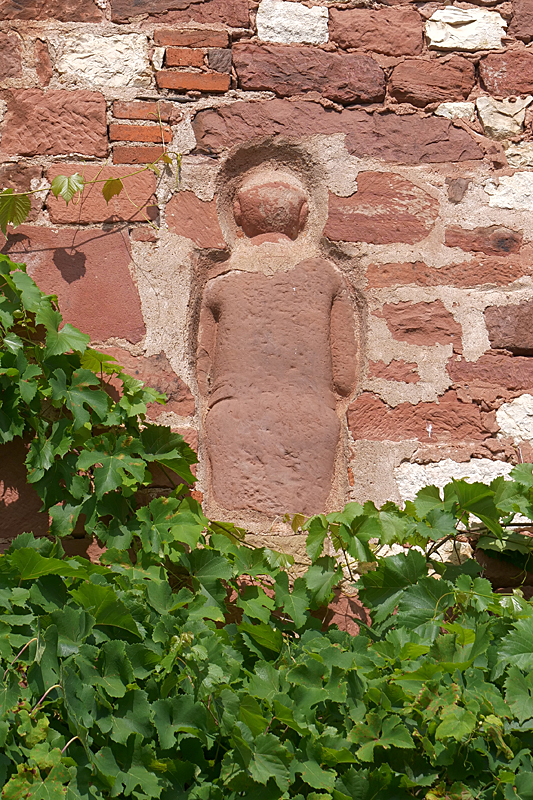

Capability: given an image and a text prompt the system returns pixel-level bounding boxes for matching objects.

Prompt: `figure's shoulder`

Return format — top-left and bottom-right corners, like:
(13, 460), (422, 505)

(294, 257), (345, 289)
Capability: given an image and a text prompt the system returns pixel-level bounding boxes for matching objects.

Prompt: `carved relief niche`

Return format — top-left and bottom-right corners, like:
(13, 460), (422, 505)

(192, 141), (363, 517)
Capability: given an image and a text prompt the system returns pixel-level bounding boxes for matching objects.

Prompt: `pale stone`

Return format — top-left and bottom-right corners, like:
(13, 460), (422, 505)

(152, 47), (165, 71)
(476, 95), (533, 140)
(485, 172), (533, 210)
(395, 457), (513, 501)
(505, 142), (533, 168)
(256, 0), (329, 44)
(55, 32), (150, 89)
(497, 394), (533, 443)
(435, 101), (475, 120)
(425, 7), (507, 51)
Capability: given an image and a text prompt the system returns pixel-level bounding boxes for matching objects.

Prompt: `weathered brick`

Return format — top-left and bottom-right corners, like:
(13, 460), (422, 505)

(448, 350), (533, 402)
(485, 301), (533, 354)
(109, 122), (172, 143)
(156, 70), (230, 92)
(154, 28), (229, 47)
(113, 100), (182, 123)
(0, 440), (49, 547)
(113, 145), (166, 164)
(46, 165), (158, 224)
(165, 46), (205, 67)
(0, 163), (43, 221)
(366, 258), (527, 288)
(0, 0), (102, 20)
(368, 359), (420, 383)
(232, 42), (385, 104)
(390, 56), (475, 107)
(208, 47), (232, 72)
(380, 300), (463, 350)
(2, 226), (145, 343)
(445, 225), (522, 255)
(111, 0), (248, 27)
(329, 6), (423, 56)
(34, 39), (53, 86)
(508, 0), (533, 42)
(1, 90), (107, 157)
(0, 32), (21, 77)
(166, 191), (226, 248)
(480, 50), (533, 95)
(324, 173), (438, 244)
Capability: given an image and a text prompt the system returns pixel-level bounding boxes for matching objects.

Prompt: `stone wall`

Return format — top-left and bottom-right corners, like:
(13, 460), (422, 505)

(2, 0), (533, 546)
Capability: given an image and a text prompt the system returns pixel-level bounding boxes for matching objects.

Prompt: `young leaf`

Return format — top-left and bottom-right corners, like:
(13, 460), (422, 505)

(102, 178), (123, 204)
(0, 189), (31, 235)
(50, 173), (85, 205)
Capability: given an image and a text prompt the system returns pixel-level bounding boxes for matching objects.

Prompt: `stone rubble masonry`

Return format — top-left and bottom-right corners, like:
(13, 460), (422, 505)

(153, 28), (229, 47)
(0, 0), (102, 21)
(480, 50), (533, 96)
(508, 0), (533, 42)
(113, 100), (182, 124)
(325, 172), (438, 244)
(1, 90), (107, 157)
(232, 43), (385, 105)
(110, 0), (249, 27)
(109, 123), (173, 144)
(444, 226), (523, 255)
(425, 7), (507, 51)
(485, 301), (533, 354)
(156, 70), (230, 93)
(368, 360), (420, 383)
(389, 57), (475, 108)
(112, 145), (166, 164)
(46, 165), (158, 224)
(165, 191), (226, 249)
(366, 258), (528, 288)
(329, 7), (423, 56)
(379, 300), (463, 351)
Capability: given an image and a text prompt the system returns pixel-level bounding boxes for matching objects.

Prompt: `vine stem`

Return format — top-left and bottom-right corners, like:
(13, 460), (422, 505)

(61, 736), (80, 754)
(31, 683), (61, 715)
(3, 637), (37, 680)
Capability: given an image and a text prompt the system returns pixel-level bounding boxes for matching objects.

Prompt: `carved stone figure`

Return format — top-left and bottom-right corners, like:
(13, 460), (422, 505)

(197, 170), (358, 515)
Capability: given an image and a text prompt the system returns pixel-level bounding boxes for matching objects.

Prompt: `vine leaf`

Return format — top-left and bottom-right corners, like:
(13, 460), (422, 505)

(50, 173), (85, 205)
(0, 189), (31, 235)
(102, 178), (123, 204)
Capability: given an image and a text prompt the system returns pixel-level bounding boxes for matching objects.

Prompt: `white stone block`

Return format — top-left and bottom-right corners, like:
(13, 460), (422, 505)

(56, 32), (150, 88)
(425, 7), (507, 51)
(497, 394), (533, 443)
(395, 458), (513, 502)
(435, 101), (475, 120)
(256, 0), (329, 44)
(505, 142), (533, 168)
(476, 95), (533, 140)
(485, 172), (533, 210)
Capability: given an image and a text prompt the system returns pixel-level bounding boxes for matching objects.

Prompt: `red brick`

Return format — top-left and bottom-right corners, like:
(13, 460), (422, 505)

(192, 100), (482, 162)
(480, 50), (533, 95)
(368, 359), (420, 383)
(154, 28), (228, 47)
(347, 391), (487, 442)
(485, 301), (533, 354)
(0, 440), (49, 548)
(109, 122), (172, 144)
(130, 227), (158, 242)
(2, 226), (145, 344)
(113, 145), (166, 164)
(46, 165), (158, 224)
(448, 350), (533, 402)
(166, 191), (226, 248)
(34, 39), (53, 86)
(380, 300), (463, 351)
(110, 0), (248, 26)
(0, 32), (21, 77)
(390, 56), (475, 107)
(113, 100), (181, 123)
(445, 225), (522, 256)
(156, 70), (229, 92)
(366, 258), (527, 288)
(0, 163), (43, 221)
(1, 89), (107, 158)
(329, 6), (422, 56)
(324, 173), (438, 245)
(509, 0), (533, 42)
(0, 0), (102, 20)
(166, 46), (204, 67)
(233, 42), (385, 104)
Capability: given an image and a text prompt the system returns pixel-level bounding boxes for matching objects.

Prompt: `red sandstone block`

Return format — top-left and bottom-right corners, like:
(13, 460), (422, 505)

(46, 164), (157, 224)
(0, 441), (49, 545)
(380, 300), (463, 351)
(366, 258), (527, 288)
(509, 0), (533, 42)
(34, 39), (53, 86)
(448, 350), (533, 402)
(166, 47), (205, 67)
(485, 300), (533, 353)
(0, 0), (102, 20)
(156, 70), (230, 92)
(154, 28), (229, 47)
(368, 359), (419, 383)
(329, 6), (422, 56)
(165, 191), (226, 249)
(109, 123), (172, 144)
(113, 145), (166, 164)
(0, 33), (21, 77)
(0, 163), (43, 220)
(389, 56), (475, 107)
(480, 50), (533, 95)
(110, 0), (248, 27)
(113, 100), (181, 124)
(445, 225), (522, 256)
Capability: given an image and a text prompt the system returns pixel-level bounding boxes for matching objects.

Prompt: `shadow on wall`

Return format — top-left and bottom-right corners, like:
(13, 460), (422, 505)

(0, 440), (48, 550)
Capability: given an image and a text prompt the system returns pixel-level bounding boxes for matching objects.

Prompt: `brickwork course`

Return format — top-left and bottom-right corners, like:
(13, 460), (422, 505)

(2, 0), (533, 550)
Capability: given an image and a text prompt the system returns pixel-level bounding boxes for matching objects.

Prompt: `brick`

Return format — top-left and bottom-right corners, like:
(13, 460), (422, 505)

(208, 47), (232, 72)
(368, 359), (420, 383)
(166, 191), (226, 248)
(480, 50), (533, 96)
(109, 122), (172, 143)
(233, 43), (385, 104)
(113, 100), (182, 123)
(0, 0), (102, 20)
(508, 0), (533, 42)
(485, 300), (533, 354)
(46, 164), (158, 224)
(347, 391), (487, 442)
(165, 46), (204, 67)
(366, 258), (527, 288)
(329, 6), (423, 56)
(380, 300), (463, 350)
(390, 56), (475, 107)
(1, 89), (107, 157)
(192, 99), (482, 162)
(0, 32), (21, 77)
(0, 440), (49, 546)
(156, 70), (230, 92)
(113, 145), (165, 164)
(0, 163), (43, 221)
(154, 28), (228, 47)
(324, 173), (438, 245)
(448, 350), (533, 402)
(445, 225), (522, 256)
(110, 0), (248, 26)
(34, 39), (53, 86)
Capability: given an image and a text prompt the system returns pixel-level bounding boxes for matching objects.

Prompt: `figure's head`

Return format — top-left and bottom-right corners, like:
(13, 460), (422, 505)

(233, 180), (309, 241)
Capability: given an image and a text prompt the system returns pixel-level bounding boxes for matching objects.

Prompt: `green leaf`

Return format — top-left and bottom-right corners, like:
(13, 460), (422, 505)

(295, 761), (336, 791)
(435, 704), (476, 741)
(305, 556), (341, 607)
(275, 572), (309, 628)
(44, 324), (90, 358)
(304, 515), (328, 561)
(50, 173), (85, 205)
(69, 582), (140, 638)
(500, 619), (533, 670)
(239, 695), (269, 737)
(505, 666), (533, 723)
(359, 549), (427, 621)
(102, 178), (123, 204)
(8, 549), (89, 581)
(0, 189), (31, 235)
(80, 348), (121, 375)
(76, 434), (146, 497)
(239, 622), (283, 654)
(248, 733), (291, 789)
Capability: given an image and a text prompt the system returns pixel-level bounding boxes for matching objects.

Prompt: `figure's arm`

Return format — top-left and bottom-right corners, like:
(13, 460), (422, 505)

(330, 288), (358, 397)
(196, 285), (218, 398)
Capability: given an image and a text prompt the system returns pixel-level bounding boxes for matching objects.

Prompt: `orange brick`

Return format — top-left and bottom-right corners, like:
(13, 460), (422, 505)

(166, 47), (205, 67)
(109, 123), (172, 144)
(154, 28), (228, 47)
(113, 100), (181, 124)
(113, 145), (166, 164)
(156, 71), (230, 93)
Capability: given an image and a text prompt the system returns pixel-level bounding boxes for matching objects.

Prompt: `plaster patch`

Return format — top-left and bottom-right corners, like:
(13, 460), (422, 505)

(425, 7), (507, 51)
(497, 394), (533, 443)
(395, 458), (513, 501)
(485, 173), (533, 210)
(306, 134), (360, 197)
(505, 142), (533, 168)
(256, 0), (329, 44)
(476, 96), (533, 141)
(55, 32), (150, 88)
(435, 101), (475, 120)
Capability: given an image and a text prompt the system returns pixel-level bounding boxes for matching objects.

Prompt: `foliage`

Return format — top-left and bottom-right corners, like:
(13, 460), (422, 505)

(2, 257), (533, 799)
